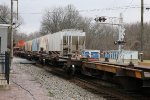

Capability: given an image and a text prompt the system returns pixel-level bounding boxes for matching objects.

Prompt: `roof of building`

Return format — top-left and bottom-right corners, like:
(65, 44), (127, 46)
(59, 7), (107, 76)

(0, 24), (11, 28)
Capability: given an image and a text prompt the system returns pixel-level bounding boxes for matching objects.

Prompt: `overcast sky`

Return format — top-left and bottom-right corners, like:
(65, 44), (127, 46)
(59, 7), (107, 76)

(1, 0), (150, 34)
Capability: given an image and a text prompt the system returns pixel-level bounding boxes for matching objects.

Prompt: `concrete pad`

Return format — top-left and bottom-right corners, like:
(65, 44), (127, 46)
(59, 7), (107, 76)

(0, 58), (50, 100)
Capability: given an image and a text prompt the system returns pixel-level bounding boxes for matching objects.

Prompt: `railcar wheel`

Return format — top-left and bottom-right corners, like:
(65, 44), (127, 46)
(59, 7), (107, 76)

(67, 65), (75, 76)
(63, 64), (75, 79)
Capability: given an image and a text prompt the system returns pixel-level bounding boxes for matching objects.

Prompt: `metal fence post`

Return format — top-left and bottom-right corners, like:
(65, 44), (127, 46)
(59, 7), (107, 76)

(5, 51), (10, 84)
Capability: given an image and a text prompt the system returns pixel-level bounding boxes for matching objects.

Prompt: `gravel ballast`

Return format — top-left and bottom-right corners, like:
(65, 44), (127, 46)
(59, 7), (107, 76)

(3, 57), (105, 100)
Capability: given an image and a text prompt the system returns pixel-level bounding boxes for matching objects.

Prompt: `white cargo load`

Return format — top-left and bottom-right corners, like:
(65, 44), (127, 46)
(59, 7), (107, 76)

(47, 29), (85, 55)
(25, 29), (86, 56)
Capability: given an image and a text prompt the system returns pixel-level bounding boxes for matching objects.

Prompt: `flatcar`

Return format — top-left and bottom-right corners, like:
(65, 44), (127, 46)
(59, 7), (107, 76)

(16, 29), (150, 91)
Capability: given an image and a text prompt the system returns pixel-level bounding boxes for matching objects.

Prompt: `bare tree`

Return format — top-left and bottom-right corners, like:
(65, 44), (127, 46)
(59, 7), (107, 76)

(40, 4), (91, 35)
(0, 4), (11, 24)
(86, 23), (117, 50)
(37, 4), (150, 59)
(0, 4), (23, 26)
(26, 32), (42, 40)
(0, 4), (23, 48)
(124, 22), (150, 59)
(13, 31), (28, 42)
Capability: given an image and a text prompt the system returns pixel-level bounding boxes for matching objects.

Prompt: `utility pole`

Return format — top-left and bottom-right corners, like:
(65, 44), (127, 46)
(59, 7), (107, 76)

(10, 0), (18, 64)
(17, 0), (18, 19)
(10, 0), (13, 64)
(140, 0), (144, 62)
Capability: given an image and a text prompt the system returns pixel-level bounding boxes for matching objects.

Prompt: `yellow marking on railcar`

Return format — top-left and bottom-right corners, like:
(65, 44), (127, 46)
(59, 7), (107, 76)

(121, 67), (143, 79)
(135, 71), (143, 79)
(95, 63), (119, 73)
(83, 62), (144, 79)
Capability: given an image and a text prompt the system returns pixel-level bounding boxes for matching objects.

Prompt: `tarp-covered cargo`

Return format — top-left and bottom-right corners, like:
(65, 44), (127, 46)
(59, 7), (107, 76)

(25, 29), (86, 56)
(32, 39), (38, 51)
(47, 29), (85, 55)
(25, 40), (32, 51)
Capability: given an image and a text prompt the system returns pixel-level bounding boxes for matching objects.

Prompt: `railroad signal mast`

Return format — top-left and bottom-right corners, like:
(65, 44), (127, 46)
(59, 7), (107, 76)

(95, 13), (126, 63)
(116, 13), (126, 63)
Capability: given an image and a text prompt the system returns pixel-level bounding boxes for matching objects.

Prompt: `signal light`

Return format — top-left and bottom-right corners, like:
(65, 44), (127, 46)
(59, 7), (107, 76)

(95, 17), (107, 22)
(94, 18), (99, 22)
(99, 17), (106, 22)
(114, 40), (126, 45)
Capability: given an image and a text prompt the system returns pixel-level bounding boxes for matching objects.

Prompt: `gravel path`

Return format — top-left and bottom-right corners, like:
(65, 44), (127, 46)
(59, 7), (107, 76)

(1, 57), (105, 100)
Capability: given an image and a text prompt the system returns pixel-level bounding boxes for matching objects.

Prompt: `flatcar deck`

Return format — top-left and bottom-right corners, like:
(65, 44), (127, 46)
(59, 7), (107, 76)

(83, 61), (144, 79)
(134, 65), (150, 72)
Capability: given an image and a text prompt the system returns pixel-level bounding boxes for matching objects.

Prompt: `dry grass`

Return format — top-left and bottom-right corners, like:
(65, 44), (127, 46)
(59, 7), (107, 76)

(138, 60), (150, 66)
(143, 60), (150, 63)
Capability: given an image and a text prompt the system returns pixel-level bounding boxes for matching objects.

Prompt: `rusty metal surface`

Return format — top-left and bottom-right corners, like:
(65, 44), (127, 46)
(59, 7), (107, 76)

(83, 61), (144, 79)
(134, 65), (150, 72)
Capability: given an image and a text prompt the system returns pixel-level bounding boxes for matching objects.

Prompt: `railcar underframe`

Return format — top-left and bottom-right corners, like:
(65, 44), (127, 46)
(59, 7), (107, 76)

(15, 50), (150, 91)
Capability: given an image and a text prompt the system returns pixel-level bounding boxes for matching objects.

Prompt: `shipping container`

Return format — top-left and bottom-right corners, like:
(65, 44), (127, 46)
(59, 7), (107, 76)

(122, 51), (138, 60)
(104, 50), (138, 60)
(82, 50), (100, 59)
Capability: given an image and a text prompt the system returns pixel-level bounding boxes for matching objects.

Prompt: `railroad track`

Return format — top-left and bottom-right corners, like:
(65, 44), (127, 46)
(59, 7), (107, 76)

(72, 77), (121, 100)
(19, 62), (150, 100)
(72, 76), (150, 100)
(42, 65), (150, 100)
(44, 65), (150, 100)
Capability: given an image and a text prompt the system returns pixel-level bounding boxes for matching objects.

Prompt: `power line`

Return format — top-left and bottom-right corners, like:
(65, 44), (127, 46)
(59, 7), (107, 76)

(15, 4), (150, 15)
(108, 0), (117, 8)
(121, 0), (134, 13)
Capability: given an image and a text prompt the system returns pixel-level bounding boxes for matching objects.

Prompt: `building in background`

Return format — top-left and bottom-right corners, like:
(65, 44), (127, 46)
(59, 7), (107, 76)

(0, 24), (10, 73)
